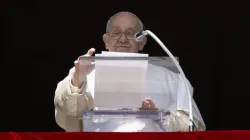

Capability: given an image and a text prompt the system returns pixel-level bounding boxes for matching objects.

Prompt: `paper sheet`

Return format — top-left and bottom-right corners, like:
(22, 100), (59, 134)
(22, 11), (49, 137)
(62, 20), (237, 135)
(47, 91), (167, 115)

(93, 52), (149, 109)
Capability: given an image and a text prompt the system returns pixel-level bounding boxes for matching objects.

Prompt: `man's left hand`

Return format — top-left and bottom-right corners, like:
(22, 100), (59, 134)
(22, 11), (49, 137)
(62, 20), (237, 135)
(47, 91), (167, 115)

(140, 98), (159, 110)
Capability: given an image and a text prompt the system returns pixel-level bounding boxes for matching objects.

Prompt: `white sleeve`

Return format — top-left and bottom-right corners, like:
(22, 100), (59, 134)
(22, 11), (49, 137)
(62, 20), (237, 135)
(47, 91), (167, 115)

(54, 68), (92, 130)
(163, 110), (206, 131)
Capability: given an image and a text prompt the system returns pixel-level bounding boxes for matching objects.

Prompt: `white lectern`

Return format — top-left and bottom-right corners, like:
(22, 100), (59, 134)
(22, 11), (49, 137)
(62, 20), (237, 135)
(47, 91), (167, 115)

(77, 56), (188, 132)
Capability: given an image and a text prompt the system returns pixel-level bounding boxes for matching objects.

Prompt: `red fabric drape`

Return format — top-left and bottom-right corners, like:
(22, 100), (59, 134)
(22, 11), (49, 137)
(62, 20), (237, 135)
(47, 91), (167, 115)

(1, 131), (250, 140)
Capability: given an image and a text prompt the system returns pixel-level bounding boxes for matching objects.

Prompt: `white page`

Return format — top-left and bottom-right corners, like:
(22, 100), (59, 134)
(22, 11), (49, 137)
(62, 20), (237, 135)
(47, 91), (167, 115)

(95, 54), (147, 67)
(101, 51), (149, 57)
(93, 52), (149, 109)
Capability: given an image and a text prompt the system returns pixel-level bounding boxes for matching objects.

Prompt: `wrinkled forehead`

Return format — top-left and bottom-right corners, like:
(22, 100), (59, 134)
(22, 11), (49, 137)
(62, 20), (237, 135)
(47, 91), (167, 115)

(110, 14), (141, 32)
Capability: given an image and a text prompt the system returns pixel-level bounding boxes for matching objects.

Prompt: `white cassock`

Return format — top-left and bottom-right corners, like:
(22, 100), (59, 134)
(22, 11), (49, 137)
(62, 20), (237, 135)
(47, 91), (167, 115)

(82, 63), (206, 132)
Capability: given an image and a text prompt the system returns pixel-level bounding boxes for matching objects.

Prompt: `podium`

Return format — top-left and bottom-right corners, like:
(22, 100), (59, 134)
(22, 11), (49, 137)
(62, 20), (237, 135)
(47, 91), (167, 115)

(77, 56), (190, 132)
(81, 110), (177, 132)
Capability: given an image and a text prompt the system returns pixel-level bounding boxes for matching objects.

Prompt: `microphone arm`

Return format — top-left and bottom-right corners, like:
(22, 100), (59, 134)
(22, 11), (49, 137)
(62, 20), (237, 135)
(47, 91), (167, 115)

(135, 30), (195, 132)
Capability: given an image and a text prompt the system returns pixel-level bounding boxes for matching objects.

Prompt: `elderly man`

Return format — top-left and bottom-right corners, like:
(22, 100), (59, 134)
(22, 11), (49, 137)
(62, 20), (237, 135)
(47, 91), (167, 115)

(54, 11), (206, 132)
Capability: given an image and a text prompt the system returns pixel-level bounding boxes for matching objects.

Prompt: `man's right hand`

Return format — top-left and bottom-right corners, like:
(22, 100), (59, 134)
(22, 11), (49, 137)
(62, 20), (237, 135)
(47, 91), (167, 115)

(71, 48), (95, 87)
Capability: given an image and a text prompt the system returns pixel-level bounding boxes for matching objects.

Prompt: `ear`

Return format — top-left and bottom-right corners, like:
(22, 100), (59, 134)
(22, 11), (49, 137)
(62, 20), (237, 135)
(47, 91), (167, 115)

(139, 36), (147, 51)
(103, 33), (109, 49)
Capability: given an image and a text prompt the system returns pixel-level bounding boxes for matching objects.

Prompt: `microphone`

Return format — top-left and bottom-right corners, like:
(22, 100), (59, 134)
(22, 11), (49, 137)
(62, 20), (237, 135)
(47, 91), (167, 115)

(135, 30), (196, 132)
(134, 31), (148, 42)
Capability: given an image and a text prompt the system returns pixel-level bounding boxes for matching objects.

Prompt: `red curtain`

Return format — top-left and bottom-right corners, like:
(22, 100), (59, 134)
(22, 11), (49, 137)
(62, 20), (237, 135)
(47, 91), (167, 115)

(1, 131), (250, 140)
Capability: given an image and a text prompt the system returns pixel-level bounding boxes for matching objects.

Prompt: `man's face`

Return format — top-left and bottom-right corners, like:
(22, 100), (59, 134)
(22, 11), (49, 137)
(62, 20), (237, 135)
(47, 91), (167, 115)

(103, 13), (147, 53)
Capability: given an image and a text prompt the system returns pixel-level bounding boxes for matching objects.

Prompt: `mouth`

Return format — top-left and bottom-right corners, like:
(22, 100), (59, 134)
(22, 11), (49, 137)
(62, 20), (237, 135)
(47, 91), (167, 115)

(116, 46), (130, 48)
(115, 46), (131, 52)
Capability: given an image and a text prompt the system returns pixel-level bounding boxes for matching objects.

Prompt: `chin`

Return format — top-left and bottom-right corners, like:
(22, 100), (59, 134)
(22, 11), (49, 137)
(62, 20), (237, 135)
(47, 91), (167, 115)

(118, 50), (131, 53)
(115, 48), (131, 53)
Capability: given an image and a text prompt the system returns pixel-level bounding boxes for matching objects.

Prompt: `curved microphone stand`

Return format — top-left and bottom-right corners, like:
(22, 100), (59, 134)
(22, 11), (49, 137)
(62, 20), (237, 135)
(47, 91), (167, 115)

(135, 30), (195, 131)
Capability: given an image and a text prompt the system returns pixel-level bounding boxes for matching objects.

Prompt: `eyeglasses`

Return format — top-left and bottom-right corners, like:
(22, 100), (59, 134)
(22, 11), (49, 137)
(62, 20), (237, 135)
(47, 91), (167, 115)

(107, 29), (137, 40)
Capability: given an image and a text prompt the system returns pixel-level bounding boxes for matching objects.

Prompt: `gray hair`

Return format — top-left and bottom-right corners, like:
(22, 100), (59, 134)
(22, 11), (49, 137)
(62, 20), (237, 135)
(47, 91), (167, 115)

(106, 11), (144, 33)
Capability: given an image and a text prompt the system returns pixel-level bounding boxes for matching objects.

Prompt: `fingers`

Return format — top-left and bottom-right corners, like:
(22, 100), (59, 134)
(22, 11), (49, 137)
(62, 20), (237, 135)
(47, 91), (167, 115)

(144, 98), (154, 106)
(86, 48), (95, 56)
(145, 98), (152, 102)
(72, 48), (95, 87)
(141, 100), (151, 110)
(145, 98), (155, 106)
(140, 98), (158, 110)
(74, 60), (79, 74)
(71, 60), (80, 86)
(142, 100), (150, 107)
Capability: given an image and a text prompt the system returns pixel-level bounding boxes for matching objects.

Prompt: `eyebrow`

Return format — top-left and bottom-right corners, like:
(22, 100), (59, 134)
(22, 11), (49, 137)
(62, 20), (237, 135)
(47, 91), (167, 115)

(110, 26), (137, 32)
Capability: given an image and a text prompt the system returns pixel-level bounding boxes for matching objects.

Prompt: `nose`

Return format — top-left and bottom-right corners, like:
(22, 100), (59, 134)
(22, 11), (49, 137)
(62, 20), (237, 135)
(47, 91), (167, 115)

(118, 33), (128, 43)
